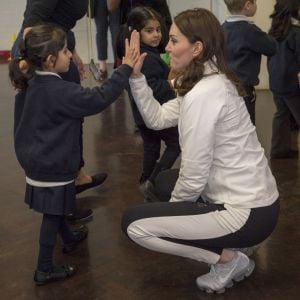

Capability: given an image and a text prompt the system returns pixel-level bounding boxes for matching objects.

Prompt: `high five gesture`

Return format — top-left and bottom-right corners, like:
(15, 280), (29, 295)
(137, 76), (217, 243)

(122, 30), (147, 77)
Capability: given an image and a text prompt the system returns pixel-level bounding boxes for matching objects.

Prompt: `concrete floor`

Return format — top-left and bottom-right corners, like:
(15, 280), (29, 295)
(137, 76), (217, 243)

(0, 64), (299, 300)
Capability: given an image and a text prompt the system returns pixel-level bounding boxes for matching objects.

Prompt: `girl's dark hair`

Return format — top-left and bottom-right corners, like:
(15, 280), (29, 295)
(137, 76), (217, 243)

(116, 6), (168, 58)
(269, 0), (300, 41)
(173, 8), (245, 97)
(9, 24), (66, 90)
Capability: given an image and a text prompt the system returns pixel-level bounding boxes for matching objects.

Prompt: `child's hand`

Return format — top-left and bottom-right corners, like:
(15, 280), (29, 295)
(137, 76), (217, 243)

(122, 30), (147, 78)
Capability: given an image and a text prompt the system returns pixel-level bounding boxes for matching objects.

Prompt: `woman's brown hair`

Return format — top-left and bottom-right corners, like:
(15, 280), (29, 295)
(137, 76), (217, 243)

(173, 8), (245, 97)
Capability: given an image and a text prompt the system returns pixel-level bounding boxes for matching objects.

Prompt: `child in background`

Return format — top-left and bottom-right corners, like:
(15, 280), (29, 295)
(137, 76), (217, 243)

(117, 6), (181, 201)
(9, 24), (139, 285)
(222, 0), (277, 125)
(268, 0), (300, 159)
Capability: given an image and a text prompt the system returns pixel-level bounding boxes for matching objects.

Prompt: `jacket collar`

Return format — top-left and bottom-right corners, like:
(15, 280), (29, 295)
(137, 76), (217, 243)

(35, 70), (62, 79)
(226, 15), (253, 24)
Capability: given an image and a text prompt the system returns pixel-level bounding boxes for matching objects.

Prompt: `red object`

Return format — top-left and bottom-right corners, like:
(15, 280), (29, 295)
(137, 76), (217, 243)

(0, 50), (11, 61)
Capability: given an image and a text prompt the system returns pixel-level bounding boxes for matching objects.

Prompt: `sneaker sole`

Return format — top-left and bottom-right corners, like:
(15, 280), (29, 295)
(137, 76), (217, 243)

(197, 259), (255, 294)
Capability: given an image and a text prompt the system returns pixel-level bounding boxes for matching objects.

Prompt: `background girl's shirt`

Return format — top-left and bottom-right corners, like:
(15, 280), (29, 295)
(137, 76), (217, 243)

(128, 43), (175, 126)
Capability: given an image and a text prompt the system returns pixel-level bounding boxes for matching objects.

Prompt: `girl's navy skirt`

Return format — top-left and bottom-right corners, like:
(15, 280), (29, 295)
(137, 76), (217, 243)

(25, 182), (76, 215)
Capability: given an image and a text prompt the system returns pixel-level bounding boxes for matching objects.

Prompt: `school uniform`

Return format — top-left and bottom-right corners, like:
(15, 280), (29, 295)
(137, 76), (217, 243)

(127, 43), (180, 182)
(11, 0), (90, 174)
(129, 43), (175, 126)
(14, 66), (132, 215)
(268, 22), (300, 158)
(222, 15), (277, 125)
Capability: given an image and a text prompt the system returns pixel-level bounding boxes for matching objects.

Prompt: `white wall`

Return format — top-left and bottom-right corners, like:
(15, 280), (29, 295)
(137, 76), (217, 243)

(168, 0), (211, 16)
(0, 1), (26, 50)
(0, 0), (275, 89)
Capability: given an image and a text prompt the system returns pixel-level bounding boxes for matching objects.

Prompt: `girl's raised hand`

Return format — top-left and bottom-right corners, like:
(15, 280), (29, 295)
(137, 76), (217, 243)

(122, 30), (147, 78)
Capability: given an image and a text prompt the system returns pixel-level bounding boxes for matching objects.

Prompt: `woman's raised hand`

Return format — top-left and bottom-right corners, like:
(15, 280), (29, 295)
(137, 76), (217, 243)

(122, 30), (147, 78)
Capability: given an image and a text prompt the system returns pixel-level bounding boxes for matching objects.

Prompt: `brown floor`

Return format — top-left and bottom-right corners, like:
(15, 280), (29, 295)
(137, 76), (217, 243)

(0, 63), (299, 300)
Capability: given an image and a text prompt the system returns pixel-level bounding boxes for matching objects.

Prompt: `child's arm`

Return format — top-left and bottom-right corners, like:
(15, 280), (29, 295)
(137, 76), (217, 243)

(57, 31), (144, 117)
(248, 24), (277, 56)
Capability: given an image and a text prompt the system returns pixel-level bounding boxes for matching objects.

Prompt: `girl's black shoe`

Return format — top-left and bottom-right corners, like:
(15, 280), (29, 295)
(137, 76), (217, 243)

(34, 264), (76, 285)
(62, 225), (88, 254)
(75, 173), (108, 194)
(65, 208), (93, 222)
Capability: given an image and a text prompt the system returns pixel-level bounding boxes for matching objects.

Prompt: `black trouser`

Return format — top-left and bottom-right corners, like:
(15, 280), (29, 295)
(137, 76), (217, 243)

(94, 0), (120, 65)
(271, 94), (300, 156)
(243, 85), (256, 126)
(138, 125), (181, 183)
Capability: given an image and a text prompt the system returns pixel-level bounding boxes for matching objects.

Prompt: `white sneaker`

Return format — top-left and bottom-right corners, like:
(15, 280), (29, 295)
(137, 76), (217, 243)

(196, 251), (255, 294)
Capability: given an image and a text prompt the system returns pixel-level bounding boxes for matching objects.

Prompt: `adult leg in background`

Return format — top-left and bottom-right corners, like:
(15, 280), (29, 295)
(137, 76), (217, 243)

(108, 5), (121, 68)
(94, 0), (113, 80)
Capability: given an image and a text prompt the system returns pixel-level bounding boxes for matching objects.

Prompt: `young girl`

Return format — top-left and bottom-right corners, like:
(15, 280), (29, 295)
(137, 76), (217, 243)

(122, 8), (279, 293)
(117, 6), (181, 201)
(9, 24), (139, 285)
(268, 0), (300, 159)
(12, 0), (109, 222)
